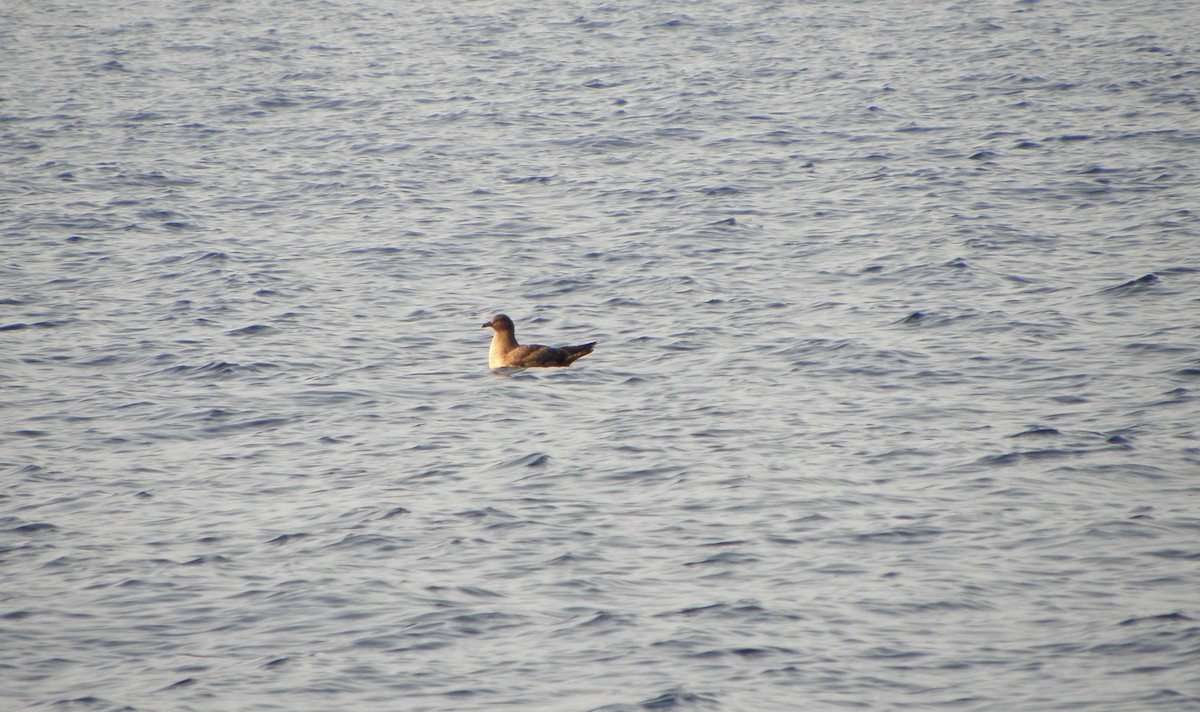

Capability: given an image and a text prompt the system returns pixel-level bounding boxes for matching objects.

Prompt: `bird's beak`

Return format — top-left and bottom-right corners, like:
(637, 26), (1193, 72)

(482, 322), (492, 329)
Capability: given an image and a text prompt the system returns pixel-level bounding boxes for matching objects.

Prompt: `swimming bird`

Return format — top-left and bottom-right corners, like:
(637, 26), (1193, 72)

(481, 314), (595, 369)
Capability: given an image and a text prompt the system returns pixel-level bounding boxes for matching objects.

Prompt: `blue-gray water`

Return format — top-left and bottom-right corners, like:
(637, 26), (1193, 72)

(3, 1), (1199, 710)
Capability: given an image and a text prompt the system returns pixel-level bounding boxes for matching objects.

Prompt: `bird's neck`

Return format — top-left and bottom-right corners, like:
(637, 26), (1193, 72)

(491, 327), (518, 352)
(489, 327), (518, 368)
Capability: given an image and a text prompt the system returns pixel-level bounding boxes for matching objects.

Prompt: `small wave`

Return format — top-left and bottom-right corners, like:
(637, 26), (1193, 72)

(854, 525), (945, 543)
(0, 319), (71, 331)
(160, 361), (280, 378)
(1100, 273), (1159, 293)
(1119, 612), (1194, 626)
(636, 689), (719, 710)
(976, 448), (1079, 466)
(699, 185), (741, 196)
(1124, 342), (1193, 353)
(495, 452), (550, 469)
(1009, 427), (1061, 438)
(267, 533), (309, 545)
(683, 551), (760, 566)
(227, 324), (276, 336)
(7, 522), (57, 534)
(201, 416), (290, 434)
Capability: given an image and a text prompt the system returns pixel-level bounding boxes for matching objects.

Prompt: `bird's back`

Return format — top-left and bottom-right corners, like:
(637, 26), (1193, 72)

(502, 342), (594, 368)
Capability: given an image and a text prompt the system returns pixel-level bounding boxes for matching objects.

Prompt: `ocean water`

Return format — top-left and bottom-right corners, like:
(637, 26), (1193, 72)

(2, 0), (1199, 710)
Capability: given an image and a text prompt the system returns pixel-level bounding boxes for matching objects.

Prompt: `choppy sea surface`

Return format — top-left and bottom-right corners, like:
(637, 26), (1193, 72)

(3, 1), (1199, 710)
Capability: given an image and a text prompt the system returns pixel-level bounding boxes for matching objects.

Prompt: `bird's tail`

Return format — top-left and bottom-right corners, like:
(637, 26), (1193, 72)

(561, 342), (596, 365)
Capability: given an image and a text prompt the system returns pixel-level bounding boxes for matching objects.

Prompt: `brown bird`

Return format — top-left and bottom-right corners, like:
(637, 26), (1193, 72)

(481, 314), (595, 369)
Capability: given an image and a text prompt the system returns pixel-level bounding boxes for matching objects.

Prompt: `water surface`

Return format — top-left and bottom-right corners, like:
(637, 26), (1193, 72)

(2, 1), (1199, 710)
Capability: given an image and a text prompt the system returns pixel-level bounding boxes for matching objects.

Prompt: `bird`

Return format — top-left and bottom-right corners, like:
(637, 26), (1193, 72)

(481, 314), (595, 369)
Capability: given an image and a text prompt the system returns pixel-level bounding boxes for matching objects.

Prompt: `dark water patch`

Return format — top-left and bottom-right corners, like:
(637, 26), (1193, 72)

(1124, 342), (1193, 353)
(691, 427), (755, 440)
(49, 696), (115, 708)
(77, 354), (124, 367)
(1048, 394), (1089, 404)
(119, 110), (173, 124)
(9, 429), (49, 439)
(7, 522), (57, 534)
(1009, 427), (1061, 438)
(638, 688), (722, 710)
(1119, 612), (1194, 626)
(1144, 548), (1200, 560)
(136, 206), (189, 220)
(166, 43), (217, 52)
(691, 645), (794, 660)
(1073, 166), (1126, 175)
(656, 600), (793, 623)
(521, 275), (593, 297)
(1101, 273), (1159, 293)
(6, 319), (74, 330)
(161, 220), (202, 231)
(267, 533), (309, 545)
(779, 338), (921, 373)
(894, 309), (979, 328)
(976, 448), (1083, 467)
(554, 135), (647, 151)
(860, 645), (929, 660)
(454, 506), (516, 521)
(660, 602), (728, 618)
(495, 452), (550, 469)
(182, 554), (231, 566)
(1156, 265), (1197, 274)
(327, 533), (392, 551)
(198, 408), (241, 421)
(895, 123), (951, 133)
(683, 551), (759, 566)
(438, 610), (530, 636)
(865, 598), (996, 616)
(1131, 387), (1195, 413)
(602, 465), (686, 482)
(152, 250), (229, 265)
(1056, 463), (1172, 482)
(160, 361), (281, 379)
(1081, 519), (1163, 539)
(202, 416), (291, 434)
(117, 171), (200, 187)
(344, 246), (402, 255)
(854, 525), (944, 544)
(289, 389), (375, 406)
(228, 324), (276, 336)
